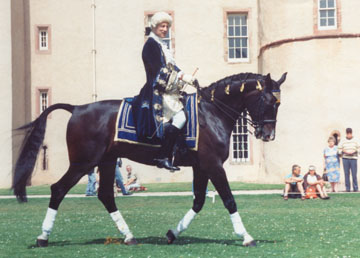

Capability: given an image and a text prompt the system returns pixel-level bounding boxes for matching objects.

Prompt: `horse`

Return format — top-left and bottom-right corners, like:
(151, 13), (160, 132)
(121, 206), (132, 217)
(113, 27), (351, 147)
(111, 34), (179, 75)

(12, 72), (287, 247)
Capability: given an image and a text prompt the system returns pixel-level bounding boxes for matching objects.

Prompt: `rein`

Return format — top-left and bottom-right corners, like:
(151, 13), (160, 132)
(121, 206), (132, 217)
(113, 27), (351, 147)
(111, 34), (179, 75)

(193, 79), (268, 131)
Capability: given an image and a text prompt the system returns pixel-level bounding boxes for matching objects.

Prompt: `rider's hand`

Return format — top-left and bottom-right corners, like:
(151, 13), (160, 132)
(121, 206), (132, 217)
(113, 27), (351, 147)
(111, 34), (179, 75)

(181, 73), (195, 85)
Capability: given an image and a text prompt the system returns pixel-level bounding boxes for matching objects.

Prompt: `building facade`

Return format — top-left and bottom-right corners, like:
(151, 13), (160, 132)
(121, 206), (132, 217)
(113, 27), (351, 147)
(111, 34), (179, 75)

(2, 0), (360, 187)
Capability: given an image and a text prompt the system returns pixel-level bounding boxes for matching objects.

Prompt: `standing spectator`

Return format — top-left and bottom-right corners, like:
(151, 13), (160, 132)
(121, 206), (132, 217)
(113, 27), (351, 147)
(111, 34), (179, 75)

(85, 168), (97, 196)
(283, 164), (306, 200)
(303, 165), (330, 199)
(338, 128), (359, 192)
(115, 158), (132, 196)
(324, 136), (340, 192)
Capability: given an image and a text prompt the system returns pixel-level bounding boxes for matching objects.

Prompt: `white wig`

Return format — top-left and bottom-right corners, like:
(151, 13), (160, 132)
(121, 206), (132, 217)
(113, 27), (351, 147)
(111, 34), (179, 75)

(150, 12), (172, 29)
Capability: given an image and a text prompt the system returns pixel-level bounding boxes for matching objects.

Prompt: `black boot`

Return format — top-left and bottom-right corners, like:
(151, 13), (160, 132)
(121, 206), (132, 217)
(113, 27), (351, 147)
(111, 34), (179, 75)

(154, 124), (181, 172)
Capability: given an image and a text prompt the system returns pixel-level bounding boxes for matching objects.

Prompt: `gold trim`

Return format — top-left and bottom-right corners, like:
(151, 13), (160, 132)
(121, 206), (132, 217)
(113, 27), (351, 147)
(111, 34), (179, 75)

(197, 95), (202, 104)
(211, 89), (215, 102)
(240, 83), (245, 92)
(225, 85), (230, 95)
(256, 80), (263, 91)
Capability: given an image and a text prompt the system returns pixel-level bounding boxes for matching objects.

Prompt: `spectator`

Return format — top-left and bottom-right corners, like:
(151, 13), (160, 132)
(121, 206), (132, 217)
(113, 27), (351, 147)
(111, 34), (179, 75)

(324, 136), (340, 192)
(115, 158), (132, 196)
(338, 128), (359, 192)
(124, 165), (147, 192)
(283, 164), (306, 200)
(303, 165), (330, 200)
(85, 168), (97, 196)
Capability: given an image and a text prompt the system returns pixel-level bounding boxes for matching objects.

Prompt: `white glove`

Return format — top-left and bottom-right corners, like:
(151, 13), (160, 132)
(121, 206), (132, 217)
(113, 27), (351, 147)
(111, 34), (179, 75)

(181, 73), (195, 85)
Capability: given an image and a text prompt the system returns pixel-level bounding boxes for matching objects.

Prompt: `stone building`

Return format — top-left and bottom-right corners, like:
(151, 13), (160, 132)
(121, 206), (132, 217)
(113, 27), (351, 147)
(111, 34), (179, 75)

(1, 0), (359, 188)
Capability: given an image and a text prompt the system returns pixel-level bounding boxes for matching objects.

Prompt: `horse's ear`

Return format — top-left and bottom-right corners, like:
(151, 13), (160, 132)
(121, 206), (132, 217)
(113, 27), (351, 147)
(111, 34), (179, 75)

(277, 72), (287, 87)
(265, 73), (272, 92)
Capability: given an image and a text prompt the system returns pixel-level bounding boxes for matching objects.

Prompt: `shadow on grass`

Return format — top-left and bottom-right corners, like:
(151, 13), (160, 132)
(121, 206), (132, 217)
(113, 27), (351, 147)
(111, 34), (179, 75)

(28, 237), (281, 248)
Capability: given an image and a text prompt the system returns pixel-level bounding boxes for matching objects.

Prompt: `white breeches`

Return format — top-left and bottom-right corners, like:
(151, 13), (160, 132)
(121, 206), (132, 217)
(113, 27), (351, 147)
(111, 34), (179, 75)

(172, 110), (186, 129)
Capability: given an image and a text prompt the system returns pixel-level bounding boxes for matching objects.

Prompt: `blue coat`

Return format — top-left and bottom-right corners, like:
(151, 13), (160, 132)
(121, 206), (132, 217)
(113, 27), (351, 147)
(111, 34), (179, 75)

(132, 37), (180, 143)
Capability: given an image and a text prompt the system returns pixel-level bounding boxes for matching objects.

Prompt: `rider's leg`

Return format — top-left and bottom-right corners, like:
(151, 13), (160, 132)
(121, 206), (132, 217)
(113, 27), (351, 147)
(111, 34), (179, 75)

(155, 110), (186, 171)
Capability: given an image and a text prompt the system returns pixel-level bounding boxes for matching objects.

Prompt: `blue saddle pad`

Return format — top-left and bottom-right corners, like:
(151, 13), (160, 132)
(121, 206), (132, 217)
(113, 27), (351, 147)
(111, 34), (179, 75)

(114, 93), (199, 150)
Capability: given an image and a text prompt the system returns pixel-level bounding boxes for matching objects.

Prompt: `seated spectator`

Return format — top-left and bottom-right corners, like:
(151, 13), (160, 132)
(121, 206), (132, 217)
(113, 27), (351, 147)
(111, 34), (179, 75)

(114, 158), (132, 196)
(284, 164), (306, 200)
(303, 165), (330, 200)
(124, 165), (148, 192)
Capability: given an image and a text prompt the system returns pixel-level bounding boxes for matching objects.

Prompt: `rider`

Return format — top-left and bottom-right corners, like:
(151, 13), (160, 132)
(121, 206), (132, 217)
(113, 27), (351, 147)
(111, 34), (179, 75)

(132, 12), (195, 171)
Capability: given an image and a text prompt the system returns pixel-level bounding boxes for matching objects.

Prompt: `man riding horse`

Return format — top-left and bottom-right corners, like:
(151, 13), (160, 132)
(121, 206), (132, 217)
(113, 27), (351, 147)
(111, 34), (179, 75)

(132, 12), (195, 172)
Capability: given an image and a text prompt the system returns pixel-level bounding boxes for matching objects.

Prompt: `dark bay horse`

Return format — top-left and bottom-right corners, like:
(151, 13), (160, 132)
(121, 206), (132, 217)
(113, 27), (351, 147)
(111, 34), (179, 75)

(12, 72), (287, 247)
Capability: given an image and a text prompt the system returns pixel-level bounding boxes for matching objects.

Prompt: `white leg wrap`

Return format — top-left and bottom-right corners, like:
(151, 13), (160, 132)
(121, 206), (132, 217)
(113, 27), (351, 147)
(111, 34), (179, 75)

(110, 210), (133, 241)
(173, 209), (197, 237)
(230, 212), (254, 244)
(38, 208), (58, 240)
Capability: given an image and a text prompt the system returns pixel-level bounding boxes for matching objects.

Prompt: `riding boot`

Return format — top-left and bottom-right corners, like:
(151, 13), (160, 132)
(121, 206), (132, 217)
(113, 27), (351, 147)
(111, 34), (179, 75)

(155, 124), (181, 172)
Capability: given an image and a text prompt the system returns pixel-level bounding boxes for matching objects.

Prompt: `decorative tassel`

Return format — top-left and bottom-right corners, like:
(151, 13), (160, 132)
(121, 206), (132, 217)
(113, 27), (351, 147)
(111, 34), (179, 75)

(225, 85), (230, 95)
(240, 83), (245, 92)
(256, 80), (263, 91)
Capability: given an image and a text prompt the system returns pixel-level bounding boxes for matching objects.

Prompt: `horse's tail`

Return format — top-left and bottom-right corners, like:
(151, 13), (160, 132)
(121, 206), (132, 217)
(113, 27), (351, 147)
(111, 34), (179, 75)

(12, 103), (74, 202)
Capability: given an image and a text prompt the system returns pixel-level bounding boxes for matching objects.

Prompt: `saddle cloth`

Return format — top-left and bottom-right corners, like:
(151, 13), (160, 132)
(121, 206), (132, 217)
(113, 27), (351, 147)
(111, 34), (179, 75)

(114, 93), (199, 151)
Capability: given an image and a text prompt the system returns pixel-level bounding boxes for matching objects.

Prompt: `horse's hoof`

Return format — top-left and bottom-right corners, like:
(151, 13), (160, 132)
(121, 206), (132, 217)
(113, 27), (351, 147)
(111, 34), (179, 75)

(166, 230), (176, 244)
(36, 239), (48, 247)
(244, 240), (257, 247)
(124, 238), (138, 245)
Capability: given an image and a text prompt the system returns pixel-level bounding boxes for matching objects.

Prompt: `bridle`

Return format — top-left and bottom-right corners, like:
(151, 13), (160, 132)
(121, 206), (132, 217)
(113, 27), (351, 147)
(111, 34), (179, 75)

(193, 79), (279, 134)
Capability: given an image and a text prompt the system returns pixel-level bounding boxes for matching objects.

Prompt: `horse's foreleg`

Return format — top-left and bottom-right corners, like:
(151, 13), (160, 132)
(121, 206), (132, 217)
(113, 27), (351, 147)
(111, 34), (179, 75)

(209, 167), (256, 247)
(97, 160), (137, 245)
(37, 165), (88, 247)
(166, 167), (208, 244)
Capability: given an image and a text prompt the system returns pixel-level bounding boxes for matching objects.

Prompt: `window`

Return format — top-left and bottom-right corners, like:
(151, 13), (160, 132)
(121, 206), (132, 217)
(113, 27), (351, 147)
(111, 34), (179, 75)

(318, 0), (337, 29)
(36, 25), (51, 54)
(227, 14), (249, 62)
(39, 90), (48, 113)
(231, 113), (251, 163)
(39, 29), (48, 50)
(145, 11), (174, 51)
(36, 88), (51, 117)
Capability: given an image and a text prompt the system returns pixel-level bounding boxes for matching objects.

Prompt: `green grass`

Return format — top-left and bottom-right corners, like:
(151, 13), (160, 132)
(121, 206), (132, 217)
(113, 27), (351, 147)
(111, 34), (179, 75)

(0, 182), (283, 196)
(0, 194), (359, 257)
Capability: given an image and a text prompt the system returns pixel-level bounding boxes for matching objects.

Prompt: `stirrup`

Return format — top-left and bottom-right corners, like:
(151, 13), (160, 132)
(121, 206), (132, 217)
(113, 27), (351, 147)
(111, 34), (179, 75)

(154, 158), (180, 172)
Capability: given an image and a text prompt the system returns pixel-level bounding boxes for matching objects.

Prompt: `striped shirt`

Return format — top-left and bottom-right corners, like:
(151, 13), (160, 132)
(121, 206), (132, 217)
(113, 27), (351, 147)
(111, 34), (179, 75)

(338, 137), (360, 159)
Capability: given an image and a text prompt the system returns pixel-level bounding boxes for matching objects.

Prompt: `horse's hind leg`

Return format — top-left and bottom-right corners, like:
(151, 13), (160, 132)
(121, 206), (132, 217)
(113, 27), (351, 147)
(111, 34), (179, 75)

(97, 158), (137, 245)
(208, 166), (256, 247)
(166, 166), (208, 244)
(36, 164), (90, 247)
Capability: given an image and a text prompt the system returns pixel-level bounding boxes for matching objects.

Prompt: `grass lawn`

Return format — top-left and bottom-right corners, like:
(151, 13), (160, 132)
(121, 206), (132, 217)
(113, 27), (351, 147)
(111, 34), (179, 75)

(0, 182), (283, 196)
(0, 194), (359, 257)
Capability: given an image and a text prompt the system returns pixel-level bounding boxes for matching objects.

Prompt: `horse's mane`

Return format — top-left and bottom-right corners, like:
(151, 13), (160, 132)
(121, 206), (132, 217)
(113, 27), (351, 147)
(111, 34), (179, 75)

(203, 72), (265, 92)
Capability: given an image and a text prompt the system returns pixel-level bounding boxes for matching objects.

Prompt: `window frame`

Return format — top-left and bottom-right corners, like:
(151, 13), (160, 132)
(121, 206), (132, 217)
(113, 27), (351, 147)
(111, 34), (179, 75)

(317, 0), (337, 30)
(313, 0), (341, 34)
(226, 13), (249, 63)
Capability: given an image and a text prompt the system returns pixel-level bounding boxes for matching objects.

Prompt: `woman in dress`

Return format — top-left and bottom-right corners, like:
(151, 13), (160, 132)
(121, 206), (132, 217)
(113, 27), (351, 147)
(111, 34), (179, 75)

(132, 12), (195, 171)
(324, 136), (341, 192)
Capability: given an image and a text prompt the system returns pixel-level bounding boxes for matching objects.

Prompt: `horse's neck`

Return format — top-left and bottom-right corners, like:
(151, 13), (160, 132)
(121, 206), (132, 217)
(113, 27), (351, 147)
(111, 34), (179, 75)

(200, 100), (242, 137)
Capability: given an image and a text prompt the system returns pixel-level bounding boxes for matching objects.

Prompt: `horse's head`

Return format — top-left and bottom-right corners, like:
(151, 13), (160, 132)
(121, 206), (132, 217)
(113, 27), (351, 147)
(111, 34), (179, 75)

(245, 72), (287, 142)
